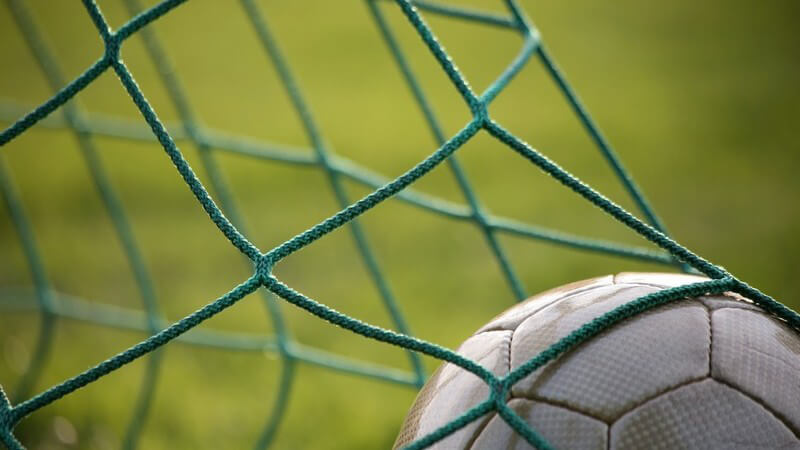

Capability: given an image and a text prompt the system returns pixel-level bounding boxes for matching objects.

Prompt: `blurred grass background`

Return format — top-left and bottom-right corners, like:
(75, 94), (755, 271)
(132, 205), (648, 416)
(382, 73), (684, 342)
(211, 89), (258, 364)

(0, 0), (798, 448)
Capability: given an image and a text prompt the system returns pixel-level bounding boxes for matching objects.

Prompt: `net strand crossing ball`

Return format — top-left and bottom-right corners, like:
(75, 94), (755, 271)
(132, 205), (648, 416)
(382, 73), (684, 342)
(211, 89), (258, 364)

(394, 272), (800, 450)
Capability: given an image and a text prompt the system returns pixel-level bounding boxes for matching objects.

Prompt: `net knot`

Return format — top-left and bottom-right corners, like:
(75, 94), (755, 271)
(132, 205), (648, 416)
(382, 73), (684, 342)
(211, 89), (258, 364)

(524, 28), (542, 49)
(103, 34), (122, 64)
(255, 254), (275, 283)
(489, 378), (510, 407)
(472, 102), (489, 126)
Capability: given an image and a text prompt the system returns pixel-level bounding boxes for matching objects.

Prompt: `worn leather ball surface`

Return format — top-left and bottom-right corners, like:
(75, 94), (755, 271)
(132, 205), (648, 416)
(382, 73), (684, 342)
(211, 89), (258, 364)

(394, 273), (800, 449)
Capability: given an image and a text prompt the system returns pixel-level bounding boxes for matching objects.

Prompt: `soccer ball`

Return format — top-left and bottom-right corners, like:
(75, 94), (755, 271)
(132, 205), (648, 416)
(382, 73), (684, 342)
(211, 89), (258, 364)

(394, 272), (800, 449)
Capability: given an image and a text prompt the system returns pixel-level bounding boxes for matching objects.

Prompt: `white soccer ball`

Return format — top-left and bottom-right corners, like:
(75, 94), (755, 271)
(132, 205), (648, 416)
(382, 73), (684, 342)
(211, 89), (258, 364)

(394, 272), (800, 449)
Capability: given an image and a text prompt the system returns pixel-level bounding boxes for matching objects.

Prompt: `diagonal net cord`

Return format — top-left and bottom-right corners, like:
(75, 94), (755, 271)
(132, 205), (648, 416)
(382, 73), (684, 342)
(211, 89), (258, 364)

(121, 0), (428, 443)
(0, 2), (686, 269)
(238, 0), (426, 389)
(118, 0), (297, 446)
(0, 97), (677, 266)
(3, 2), (164, 448)
(0, 1), (798, 449)
(0, 288), (420, 384)
(394, 0), (672, 239)
(368, 0), (528, 301)
(0, 157), (57, 413)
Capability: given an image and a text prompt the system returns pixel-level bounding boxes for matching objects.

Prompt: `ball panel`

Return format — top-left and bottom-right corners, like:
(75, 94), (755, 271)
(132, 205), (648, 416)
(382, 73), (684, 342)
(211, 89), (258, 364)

(613, 272), (708, 288)
(699, 293), (762, 312)
(711, 307), (800, 433)
(510, 284), (709, 421)
(395, 273), (800, 449)
(610, 378), (799, 449)
(476, 275), (614, 334)
(393, 330), (512, 449)
(470, 398), (607, 450)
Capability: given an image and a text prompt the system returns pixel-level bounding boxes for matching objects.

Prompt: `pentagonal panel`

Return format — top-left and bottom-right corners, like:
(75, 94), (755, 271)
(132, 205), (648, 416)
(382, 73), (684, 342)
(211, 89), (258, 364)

(477, 276), (613, 334)
(393, 330), (512, 449)
(711, 307), (800, 432)
(610, 379), (799, 449)
(510, 284), (709, 421)
(471, 398), (607, 450)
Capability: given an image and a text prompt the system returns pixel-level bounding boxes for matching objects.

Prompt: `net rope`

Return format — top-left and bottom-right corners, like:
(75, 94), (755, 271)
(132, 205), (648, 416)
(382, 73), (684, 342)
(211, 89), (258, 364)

(0, 1), (797, 449)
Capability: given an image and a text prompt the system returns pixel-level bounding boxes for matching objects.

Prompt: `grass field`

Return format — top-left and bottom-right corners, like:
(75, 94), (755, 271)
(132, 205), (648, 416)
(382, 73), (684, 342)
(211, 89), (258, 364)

(1, 0), (798, 448)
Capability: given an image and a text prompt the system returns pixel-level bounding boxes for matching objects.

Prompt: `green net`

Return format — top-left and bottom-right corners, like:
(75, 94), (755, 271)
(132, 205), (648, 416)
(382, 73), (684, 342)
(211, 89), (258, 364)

(0, 0), (798, 449)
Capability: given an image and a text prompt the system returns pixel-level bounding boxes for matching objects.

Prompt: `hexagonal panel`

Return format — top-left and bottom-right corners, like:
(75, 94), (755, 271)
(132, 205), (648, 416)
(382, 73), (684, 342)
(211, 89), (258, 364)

(510, 284), (709, 421)
(471, 398), (607, 450)
(610, 379), (798, 449)
(711, 307), (800, 432)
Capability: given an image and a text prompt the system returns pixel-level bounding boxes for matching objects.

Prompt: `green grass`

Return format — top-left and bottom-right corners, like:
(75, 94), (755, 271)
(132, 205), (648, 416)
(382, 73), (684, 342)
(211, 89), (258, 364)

(1, 0), (799, 448)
